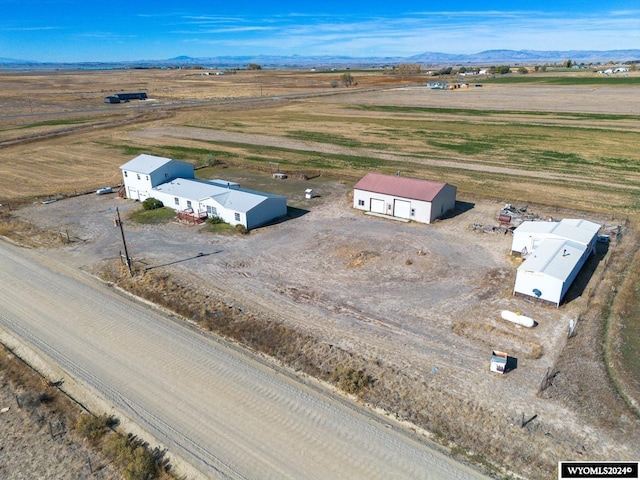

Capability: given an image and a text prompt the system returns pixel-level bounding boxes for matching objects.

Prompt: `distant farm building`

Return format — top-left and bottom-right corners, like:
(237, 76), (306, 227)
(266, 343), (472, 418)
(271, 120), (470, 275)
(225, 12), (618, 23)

(104, 92), (148, 103)
(511, 219), (601, 306)
(119, 154), (287, 230)
(353, 173), (456, 224)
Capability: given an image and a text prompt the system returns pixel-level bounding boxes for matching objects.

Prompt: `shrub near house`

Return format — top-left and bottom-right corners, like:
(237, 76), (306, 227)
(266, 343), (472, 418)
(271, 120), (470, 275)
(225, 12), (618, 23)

(143, 198), (164, 210)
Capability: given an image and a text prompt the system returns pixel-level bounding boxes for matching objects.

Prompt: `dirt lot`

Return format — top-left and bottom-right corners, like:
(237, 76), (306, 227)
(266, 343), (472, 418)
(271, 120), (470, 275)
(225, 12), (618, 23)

(10, 168), (638, 479)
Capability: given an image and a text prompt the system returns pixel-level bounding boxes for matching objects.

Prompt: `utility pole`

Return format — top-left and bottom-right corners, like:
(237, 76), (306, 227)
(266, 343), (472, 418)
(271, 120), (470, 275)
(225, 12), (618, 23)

(115, 207), (133, 276)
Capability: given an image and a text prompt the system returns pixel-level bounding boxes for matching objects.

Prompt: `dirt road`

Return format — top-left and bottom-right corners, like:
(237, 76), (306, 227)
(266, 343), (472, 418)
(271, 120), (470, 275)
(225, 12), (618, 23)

(0, 239), (491, 480)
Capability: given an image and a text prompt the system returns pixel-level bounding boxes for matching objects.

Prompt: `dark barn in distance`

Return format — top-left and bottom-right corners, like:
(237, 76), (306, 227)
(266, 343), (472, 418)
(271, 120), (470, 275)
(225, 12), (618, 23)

(104, 92), (148, 103)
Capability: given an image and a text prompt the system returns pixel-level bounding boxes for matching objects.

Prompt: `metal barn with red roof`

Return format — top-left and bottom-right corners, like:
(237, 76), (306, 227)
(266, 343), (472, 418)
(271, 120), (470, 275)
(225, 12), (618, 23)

(353, 173), (456, 224)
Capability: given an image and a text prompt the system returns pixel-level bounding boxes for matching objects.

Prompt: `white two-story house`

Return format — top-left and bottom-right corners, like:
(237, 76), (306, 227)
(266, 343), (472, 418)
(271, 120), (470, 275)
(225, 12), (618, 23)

(120, 154), (195, 201)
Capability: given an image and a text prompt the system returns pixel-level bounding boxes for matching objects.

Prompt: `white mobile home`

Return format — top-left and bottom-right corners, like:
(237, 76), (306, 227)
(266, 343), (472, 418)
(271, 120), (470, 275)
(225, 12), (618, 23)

(151, 178), (287, 230)
(511, 219), (600, 306)
(353, 173), (456, 224)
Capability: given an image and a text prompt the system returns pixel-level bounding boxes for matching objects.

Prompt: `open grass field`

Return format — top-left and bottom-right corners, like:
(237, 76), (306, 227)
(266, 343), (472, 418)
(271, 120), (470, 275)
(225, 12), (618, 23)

(1, 67), (640, 479)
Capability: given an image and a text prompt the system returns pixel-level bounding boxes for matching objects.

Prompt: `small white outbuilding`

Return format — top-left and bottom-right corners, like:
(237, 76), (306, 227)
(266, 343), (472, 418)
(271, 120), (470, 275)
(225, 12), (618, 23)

(490, 351), (508, 374)
(353, 173), (456, 224)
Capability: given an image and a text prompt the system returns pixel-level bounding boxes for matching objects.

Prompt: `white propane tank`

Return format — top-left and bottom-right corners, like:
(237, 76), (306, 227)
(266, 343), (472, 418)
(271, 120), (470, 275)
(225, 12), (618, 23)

(501, 310), (535, 328)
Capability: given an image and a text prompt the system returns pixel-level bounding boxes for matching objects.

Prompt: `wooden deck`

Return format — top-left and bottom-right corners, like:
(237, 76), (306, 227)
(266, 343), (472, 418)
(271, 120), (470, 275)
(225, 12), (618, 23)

(177, 210), (207, 225)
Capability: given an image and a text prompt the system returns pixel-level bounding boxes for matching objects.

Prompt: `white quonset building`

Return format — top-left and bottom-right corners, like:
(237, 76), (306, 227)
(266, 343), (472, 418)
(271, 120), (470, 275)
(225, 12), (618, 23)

(511, 219), (601, 306)
(353, 173), (456, 224)
(119, 154), (287, 230)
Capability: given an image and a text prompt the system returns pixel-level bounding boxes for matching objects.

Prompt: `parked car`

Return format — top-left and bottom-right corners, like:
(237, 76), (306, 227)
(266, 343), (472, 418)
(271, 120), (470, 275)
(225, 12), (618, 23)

(96, 187), (113, 195)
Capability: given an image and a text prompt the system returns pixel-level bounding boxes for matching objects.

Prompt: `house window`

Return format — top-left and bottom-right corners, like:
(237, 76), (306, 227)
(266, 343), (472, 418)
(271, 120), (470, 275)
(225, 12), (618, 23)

(124, 171), (128, 177)
(234, 212), (240, 221)
(206, 205), (217, 216)
(186, 200), (192, 210)
(411, 208), (415, 216)
(146, 176), (149, 181)
(358, 199), (365, 206)
(137, 174), (140, 180)
(164, 172), (169, 178)
(174, 197), (179, 206)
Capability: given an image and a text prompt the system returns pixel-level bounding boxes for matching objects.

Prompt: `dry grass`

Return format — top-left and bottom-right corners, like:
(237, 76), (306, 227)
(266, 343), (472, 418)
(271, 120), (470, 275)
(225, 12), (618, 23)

(0, 343), (124, 480)
(603, 227), (640, 415)
(0, 345), (73, 421)
(453, 320), (544, 359)
(0, 212), (63, 247)
(346, 250), (380, 268)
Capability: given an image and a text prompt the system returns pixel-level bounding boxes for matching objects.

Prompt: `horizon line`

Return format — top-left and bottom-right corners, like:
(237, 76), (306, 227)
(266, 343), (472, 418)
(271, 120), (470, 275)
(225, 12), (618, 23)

(2, 48), (640, 66)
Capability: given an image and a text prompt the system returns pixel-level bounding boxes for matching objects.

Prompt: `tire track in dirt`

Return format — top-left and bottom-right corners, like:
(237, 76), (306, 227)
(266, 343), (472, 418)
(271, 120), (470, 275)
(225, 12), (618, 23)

(184, 248), (487, 389)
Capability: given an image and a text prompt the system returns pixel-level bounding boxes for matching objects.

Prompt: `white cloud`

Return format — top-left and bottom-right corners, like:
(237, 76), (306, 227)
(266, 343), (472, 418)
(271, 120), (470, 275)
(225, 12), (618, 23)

(3, 26), (63, 31)
(173, 9), (638, 56)
(75, 32), (137, 39)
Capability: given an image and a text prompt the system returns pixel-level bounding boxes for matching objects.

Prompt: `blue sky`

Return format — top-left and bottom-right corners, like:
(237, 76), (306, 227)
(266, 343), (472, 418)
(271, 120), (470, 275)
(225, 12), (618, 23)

(1, 1), (639, 62)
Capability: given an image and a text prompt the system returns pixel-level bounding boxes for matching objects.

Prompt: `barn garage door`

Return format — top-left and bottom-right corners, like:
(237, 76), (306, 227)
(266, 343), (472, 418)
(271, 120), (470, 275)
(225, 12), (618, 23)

(393, 199), (411, 219)
(370, 198), (385, 214)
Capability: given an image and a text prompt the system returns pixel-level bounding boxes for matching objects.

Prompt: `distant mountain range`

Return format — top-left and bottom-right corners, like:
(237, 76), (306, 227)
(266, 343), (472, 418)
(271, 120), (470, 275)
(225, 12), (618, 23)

(407, 49), (640, 64)
(1, 49), (639, 69)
